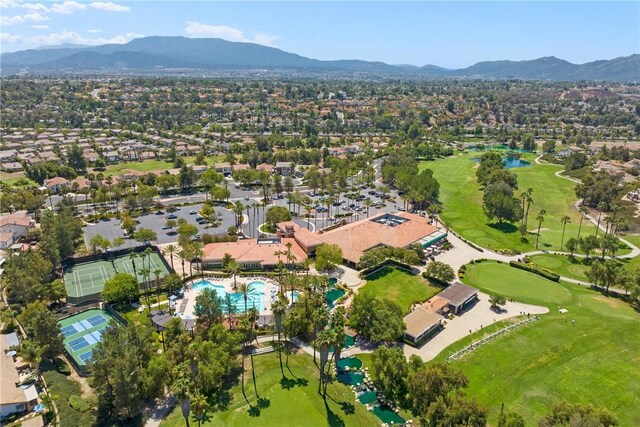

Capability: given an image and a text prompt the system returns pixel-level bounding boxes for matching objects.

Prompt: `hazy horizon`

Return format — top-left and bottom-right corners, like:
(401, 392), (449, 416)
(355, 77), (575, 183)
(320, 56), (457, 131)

(1, 1), (638, 68)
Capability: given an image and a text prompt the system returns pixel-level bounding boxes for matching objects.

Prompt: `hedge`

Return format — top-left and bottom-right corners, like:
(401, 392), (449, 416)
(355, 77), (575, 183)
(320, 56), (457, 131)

(421, 273), (450, 287)
(509, 261), (560, 282)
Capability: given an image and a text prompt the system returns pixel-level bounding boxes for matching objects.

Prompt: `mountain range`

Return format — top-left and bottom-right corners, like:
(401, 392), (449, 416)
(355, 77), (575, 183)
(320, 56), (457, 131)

(1, 36), (638, 82)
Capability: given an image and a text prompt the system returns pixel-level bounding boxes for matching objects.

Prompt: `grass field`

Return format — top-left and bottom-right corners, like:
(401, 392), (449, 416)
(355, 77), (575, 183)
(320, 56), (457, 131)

(450, 261), (640, 425)
(100, 155), (225, 176)
(420, 152), (596, 253)
(528, 254), (591, 282)
(160, 352), (379, 427)
(361, 266), (440, 313)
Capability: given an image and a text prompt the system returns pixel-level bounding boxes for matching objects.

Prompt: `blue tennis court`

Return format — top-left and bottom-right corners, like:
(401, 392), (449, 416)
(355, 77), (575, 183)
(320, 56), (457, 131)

(69, 337), (90, 352)
(61, 325), (78, 337)
(87, 314), (107, 327)
(79, 351), (93, 363)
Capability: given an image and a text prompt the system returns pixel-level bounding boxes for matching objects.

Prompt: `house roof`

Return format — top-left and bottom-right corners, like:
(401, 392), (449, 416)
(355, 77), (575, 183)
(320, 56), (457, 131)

(293, 212), (438, 264)
(203, 238), (307, 266)
(44, 176), (69, 187)
(438, 282), (478, 308)
(403, 308), (443, 338)
(1, 334), (27, 406)
(0, 212), (31, 228)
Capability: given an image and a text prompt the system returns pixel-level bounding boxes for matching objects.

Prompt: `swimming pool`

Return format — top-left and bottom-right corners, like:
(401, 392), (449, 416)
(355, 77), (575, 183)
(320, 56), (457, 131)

(192, 280), (266, 313)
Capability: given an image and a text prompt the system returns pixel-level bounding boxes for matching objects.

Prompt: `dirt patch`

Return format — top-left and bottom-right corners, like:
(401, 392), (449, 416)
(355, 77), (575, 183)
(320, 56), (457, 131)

(590, 294), (627, 309)
(68, 368), (95, 397)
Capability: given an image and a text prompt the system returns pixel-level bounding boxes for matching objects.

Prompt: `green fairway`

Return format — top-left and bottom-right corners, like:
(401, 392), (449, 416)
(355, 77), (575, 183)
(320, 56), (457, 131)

(462, 260), (572, 306)
(361, 266), (440, 313)
(448, 261), (640, 425)
(528, 254), (591, 282)
(101, 155), (225, 176)
(160, 352), (379, 427)
(420, 152), (596, 253)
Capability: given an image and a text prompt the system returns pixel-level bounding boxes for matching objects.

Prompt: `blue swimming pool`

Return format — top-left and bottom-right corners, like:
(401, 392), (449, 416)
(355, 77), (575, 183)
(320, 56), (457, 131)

(192, 280), (266, 312)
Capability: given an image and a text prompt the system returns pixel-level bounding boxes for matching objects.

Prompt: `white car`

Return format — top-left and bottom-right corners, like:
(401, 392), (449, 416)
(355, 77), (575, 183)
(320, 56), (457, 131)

(189, 210), (197, 215)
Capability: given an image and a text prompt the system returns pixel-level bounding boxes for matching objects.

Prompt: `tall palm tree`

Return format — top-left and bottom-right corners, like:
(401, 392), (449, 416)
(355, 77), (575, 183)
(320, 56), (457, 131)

(317, 329), (336, 397)
(560, 216), (571, 250)
(191, 392), (208, 427)
(191, 242), (204, 279)
(153, 269), (162, 306)
(577, 206), (588, 241)
(312, 308), (329, 365)
(535, 209), (546, 249)
(177, 250), (188, 282)
(272, 294), (288, 377)
(363, 199), (372, 219)
(595, 201), (607, 238)
(238, 282), (258, 397)
(163, 244), (177, 271)
(139, 268), (151, 311)
(129, 252), (138, 278)
(225, 259), (241, 291)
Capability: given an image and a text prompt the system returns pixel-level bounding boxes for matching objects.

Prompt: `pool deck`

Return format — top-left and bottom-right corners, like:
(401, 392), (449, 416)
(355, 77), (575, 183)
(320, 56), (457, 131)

(181, 276), (280, 318)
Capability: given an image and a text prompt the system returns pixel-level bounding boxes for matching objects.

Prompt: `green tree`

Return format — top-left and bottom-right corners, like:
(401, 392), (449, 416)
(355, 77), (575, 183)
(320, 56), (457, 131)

(349, 293), (404, 343)
(102, 273), (139, 306)
(194, 288), (223, 327)
(18, 301), (64, 359)
(488, 294), (506, 310)
(483, 181), (523, 224)
(67, 142), (87, 172)
(371, 346), (409, 406)
(560, 215), (571, 250)
(497, 411), (525, 427)
(535, 209), (547, 249)
(265, 205), (292, 228)
(315, 244), (343, 271)
(134, 227), (157, 243)
(424, 261), (455, 284)
(539, 401), (618, 427)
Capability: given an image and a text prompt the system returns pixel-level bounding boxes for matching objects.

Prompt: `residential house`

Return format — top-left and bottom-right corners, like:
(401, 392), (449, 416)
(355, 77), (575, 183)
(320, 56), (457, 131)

(214, 162), (232, 176)
(275, 161), (293, 176)
(43, 176), (70, 193)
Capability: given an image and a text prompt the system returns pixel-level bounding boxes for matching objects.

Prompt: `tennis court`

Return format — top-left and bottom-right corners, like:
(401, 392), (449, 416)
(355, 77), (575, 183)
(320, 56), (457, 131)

(59, 308), (123, 370)
(64, 251), (171, 303)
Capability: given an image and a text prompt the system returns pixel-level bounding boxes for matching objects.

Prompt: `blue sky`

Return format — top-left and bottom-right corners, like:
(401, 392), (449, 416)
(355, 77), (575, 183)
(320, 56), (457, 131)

(1, 1), (638, 68)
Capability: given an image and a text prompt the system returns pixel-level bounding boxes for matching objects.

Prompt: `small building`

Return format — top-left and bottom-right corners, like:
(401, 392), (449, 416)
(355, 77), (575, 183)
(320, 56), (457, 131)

(43, 176), (70, 193)
(201, 237), (307, 270)
(150, 310), (195, 333)
(438, 282), (479, 314)
(256, 163), (274, 174)
(403, 308), (443, 346)
(275, 161), (293, 176)
(214, 162), (232, 176)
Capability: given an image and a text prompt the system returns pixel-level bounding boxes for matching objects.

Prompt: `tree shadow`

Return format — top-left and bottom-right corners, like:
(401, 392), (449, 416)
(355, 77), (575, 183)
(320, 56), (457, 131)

(247, 406), (261, 417)
(488, 222), (518, 234)
(256, 397), (270, 410)
(280, 376), (309, 390)
(323, 399), (345, 427)
(338, 401), (355, 415)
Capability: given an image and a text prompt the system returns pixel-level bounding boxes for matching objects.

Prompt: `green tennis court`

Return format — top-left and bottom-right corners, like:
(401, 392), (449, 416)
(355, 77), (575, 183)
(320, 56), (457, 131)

(64, 251), (171, 304)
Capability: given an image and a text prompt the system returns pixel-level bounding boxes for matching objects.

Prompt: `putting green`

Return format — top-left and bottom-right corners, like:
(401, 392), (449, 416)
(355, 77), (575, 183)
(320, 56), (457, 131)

(528, 254), (590, 282)
(462, 261), (572, 306)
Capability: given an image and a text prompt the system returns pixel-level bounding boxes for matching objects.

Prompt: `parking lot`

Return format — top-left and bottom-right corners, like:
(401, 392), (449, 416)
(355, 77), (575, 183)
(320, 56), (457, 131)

(83, 203), (237, 246)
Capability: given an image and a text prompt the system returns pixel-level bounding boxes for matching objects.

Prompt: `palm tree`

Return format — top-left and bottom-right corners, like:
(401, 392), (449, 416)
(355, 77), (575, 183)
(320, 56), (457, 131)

(560, 215), (571, 250)
(129, 252), (138, 278)
(577, 206), (588, 241)
(191, 392), (208, 427)
(139, 267), (151, 311)
(595, 201), (607, 238)
(163, 244), (177, 271)
(225, 259), (241, 291)
(521, 188), (534, 228)
(238, 282), (258, 397)
(272, 294), (288, 377)
(191, 242), (204, 279)
(317, 328), (336, 397)
(312, 308), (329, 365)
(153, 269), (162, 306)
(177, 250), (188, 282)
(535, 209), (546, 249)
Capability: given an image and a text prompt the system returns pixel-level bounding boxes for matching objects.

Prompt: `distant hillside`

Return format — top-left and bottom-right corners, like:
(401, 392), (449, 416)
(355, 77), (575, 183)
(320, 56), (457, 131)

(1, 36), (638, 82)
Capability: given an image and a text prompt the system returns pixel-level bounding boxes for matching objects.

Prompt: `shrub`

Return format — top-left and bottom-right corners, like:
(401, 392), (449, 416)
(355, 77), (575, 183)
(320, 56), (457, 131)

(55, 357), (71, 376)
(68, 395), (91, 413)
(509, 261), (560, 282)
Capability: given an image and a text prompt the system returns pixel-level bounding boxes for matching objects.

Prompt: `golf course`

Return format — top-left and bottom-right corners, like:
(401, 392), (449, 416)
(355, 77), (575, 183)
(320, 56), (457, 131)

(443, 260), (640, 425)
(420, 152), (597, 253)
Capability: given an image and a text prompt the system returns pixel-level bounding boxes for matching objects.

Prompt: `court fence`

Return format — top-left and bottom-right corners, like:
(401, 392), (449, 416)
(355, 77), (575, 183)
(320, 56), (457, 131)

(63, 244), (173, 306)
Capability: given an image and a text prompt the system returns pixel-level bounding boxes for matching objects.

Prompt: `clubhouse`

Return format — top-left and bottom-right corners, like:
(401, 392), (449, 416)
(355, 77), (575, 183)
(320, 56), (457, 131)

(277, 212), (443, 267)
(201, 238), (308, 270)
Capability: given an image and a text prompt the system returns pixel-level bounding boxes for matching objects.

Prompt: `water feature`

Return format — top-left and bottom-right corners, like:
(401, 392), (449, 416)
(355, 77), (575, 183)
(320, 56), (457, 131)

(330, 335), (356, 353)
(372, 404), (406, 424)
(191, 280), (266, 312)
(336, 356), (362, 371)
(325, 288), (346, 308)
(471, 156), (531, 169)
(357, 390), (377, 404)
(336, 371), (365, 386)
(328, 278), (338, 286)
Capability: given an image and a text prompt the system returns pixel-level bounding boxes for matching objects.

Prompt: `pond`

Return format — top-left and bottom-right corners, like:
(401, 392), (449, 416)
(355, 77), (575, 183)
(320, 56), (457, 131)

(358, 390), (378, 404)
(471, 156), (531, 169)
(336, 371), (365, 386)
(336, 356), (362, 371)
(325, 287), (346, 308)
(373, 404), (406, 424)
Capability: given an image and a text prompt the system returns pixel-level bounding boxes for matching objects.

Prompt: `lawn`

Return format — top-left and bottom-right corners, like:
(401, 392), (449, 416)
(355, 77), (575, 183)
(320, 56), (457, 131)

(41, 360), (96, 426)
(361, 266), (440, 313)
(448, 261), (640, 425)
(528, 254), (591, 282)
(100, 155), (225, 177)
(420, 152), (596, 253)
(462, 260), (572, 306)
(160, 352), (379, 427)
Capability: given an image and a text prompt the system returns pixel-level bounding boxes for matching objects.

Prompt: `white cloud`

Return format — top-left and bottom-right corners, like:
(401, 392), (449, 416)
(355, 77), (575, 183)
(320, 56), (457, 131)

(0, 11), (48, 26)
(26, 30), (142, 46)
(87, 29), (103, 33)
(0, 32), (22, 43)
(0, 1), (48, 12)
(51, 1), (86, 14)
(184, 21), (280, 46)
(32, 24), (49, 29)
(89, 2), (130, 12)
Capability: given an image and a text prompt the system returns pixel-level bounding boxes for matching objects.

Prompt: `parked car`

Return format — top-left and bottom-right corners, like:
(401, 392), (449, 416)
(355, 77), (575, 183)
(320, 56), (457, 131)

(189, 210), (197, 215)
(166, 214), (178, 219)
